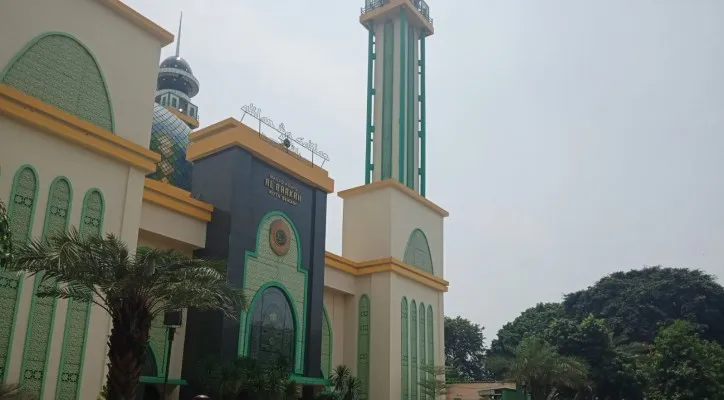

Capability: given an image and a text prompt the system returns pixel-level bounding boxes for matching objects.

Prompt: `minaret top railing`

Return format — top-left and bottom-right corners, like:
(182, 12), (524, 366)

(360, 0), (433, 25)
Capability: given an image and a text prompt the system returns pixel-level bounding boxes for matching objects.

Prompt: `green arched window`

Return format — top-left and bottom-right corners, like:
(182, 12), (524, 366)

(419, 302), (427, 396)
(410, 300), (418, 400)
(0, 165), (39, 380)
(403, 229), (434, 274)
(357, 295), (371, 400)
(56, 188), (105, 399)
(401, 297), (409, 400)
(1, 32), (114, 131)
(321, 306), (333, 378)
(79, 189), (104, 239)
(20, 177), (73, 396)
(427, 305), (434, 399)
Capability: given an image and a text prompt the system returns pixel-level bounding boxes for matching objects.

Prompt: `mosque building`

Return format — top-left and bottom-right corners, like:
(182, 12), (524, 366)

(0, 0), (447, 399)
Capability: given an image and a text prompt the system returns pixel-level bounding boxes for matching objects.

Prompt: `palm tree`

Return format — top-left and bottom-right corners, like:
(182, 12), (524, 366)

(488, 336), (589, 400)
(9, 229), (245, 400)
(0, 199), (12, 268)
(317, 365), (361, 400)
(0, 382), (33, 400)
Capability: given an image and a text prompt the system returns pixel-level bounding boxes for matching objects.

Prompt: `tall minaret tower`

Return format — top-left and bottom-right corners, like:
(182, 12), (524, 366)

(361, 0), (433, 196)
(155, 12), (201, 125)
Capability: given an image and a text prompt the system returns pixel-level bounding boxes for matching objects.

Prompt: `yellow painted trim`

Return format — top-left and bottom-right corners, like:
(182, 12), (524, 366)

(337, 179), (449, 217)
(164, 106), (199, 129)
(187, 118), (335, 193)
(0, 84), (161, 173)
(324, 252), (449, 292)
(142, 179), (213, 222)
(96, 0), (174, 45)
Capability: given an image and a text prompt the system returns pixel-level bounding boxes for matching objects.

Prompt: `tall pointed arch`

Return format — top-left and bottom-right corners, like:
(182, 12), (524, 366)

(426, 305), (434, 400)
(20, 177), (73, 396)
(419, 302), (426, 398)
(56, 187), (105, 399)
(321, 305), (333, 379)
(410, 300), (418, 400)
(401, 297), (410, 400)
(403, 229), (433, 274)
(357, 295), (371, 400)
(1, 165), (39, 380)
(0, 32), (115, 132)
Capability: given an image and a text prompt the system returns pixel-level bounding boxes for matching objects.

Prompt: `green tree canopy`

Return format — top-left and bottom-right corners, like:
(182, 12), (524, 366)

(489, 303), (563, 357)
(10, 229), (245, 400)
(563, 266), (724, 345)
(488, 336), (589, 400)
(444, 316), (487, 381)
(645, 320), (724, 400)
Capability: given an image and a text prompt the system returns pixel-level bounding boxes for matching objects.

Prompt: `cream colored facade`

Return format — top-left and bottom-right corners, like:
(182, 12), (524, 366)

(0, 0), (449, 399)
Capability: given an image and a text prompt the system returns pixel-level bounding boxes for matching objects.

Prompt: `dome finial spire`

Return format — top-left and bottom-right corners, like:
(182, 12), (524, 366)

(175, 11), (183, 57)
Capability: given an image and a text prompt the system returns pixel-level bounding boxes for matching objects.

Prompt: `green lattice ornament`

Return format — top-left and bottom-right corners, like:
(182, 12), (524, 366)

(0, 199), (12, 268)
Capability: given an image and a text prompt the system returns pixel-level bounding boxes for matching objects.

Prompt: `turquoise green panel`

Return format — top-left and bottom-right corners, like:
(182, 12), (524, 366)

(401, 297), (409, 400)
(1, 165), (39, 380)
(365, 27), (375, 184)
(419, 35), (427, 197)
(0, 32), (115, 132)
(426, 305), (434, 400)
(419, 303), (426, 397)
(381, 21), (395, 179)
(410, 300), (418, 400)
(19, 177), (72, 397)
(238, 211), (308, 374)
(406, 27), (417, 189)
(321, 306), (332, 379)
(403, 229), (434, 274)
(56, 188), (104, 400)
(398, 9), (408, 184)
(357, 295), (371, 400)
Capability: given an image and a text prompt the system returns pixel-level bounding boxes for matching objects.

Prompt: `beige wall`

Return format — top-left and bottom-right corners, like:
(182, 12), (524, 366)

(0, 0), (164, 147)
(0, 118), (147, 398)
(323, 288), (347, 371)
(447, 382), (517, 400)
(139, 201), (208, 250)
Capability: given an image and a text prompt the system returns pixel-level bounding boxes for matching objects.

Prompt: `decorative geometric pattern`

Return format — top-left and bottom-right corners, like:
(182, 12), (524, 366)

(148, 317), (168, 377)
(401, 297), (409, 400)
(80, 190), (103, 239)
(381, 21), (395, 180)
(427, 305), (434, 400)
(147, 104), (193, 190)
(1, 166), (38, 380)
(357, 295), (370, 400)
(403, 229), (434, 274)
(321, 306), (332, 379)
(270, 219), (291, 257)
(410, 300), (418, 400)
(419, 302), (426, 397)
(240, 214), (307, 374)
(1, 33), (114, 132)
(20, 178), (71, 397)
(56, 189), (104, 400)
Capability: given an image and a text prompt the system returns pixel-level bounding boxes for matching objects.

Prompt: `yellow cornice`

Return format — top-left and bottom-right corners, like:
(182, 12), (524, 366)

(96, 0), (174, 46)
(142, 178), (213, 222)
(164, 106), (199, 129)
(325, 251), (449, 292)
(337, 179), (449, 217)
(0, 84), (161, 173)
(187, 118), (335, 193)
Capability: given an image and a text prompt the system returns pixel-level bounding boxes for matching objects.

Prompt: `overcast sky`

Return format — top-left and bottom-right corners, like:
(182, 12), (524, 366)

(125, 0), (724, 340)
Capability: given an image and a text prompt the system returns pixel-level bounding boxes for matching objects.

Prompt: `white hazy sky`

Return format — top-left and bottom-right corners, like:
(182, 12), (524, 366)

(125, 0), (724, 339)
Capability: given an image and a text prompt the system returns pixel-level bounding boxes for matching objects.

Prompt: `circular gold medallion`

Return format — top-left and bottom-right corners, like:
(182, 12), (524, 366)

(270, 219), (291, 256)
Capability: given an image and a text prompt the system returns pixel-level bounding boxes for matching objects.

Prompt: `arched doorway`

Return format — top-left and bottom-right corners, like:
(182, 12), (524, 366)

(247, 286), (296, 371)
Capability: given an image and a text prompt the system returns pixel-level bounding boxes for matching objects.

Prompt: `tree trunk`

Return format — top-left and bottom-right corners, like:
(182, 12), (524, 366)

(106, 298), (153, 400)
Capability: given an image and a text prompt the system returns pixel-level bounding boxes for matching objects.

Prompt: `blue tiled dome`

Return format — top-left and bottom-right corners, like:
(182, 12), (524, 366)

(147, 104), (192, 190)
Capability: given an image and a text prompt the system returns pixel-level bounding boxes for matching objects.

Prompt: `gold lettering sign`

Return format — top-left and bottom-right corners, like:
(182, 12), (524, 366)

(264, 175), (302, 205)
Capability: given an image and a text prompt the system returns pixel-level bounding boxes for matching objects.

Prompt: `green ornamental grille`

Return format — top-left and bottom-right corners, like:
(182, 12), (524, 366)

(1, 33), (114, 132)
(1, 166), (38, 380)
(56, 188), (104, 400)
(357, 295), (371, 400)
(401, 298), (409, 400)
(427, 305), (434, 400)
(20, 178), (71, 396)
(419, 302), (426, 398)
(410, 300), (418, 400)
(403, 229), (433, 274)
